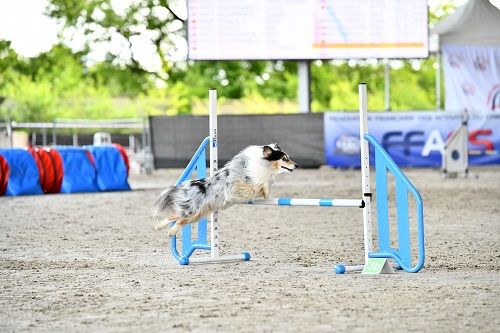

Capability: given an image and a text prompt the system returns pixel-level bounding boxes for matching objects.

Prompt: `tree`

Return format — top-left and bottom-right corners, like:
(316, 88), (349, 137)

(46, 0), (186, 83)
(0, 0), (459, 121)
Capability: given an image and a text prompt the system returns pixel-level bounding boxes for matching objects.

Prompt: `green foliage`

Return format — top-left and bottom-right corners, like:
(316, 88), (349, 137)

(46, 0), (185, 81)
(0, 1), (456, 121)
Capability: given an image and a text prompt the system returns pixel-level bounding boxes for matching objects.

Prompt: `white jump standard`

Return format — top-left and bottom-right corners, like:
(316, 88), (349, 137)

(168, 84), (425, 274)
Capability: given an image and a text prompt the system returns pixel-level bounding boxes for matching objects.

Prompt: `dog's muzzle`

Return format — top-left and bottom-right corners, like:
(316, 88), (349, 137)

(281, 164), (298, 172)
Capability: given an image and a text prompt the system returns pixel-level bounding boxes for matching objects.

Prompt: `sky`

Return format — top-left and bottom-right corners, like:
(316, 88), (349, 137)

(0, 0), (60, 57)
(0, 0), (498, 67)
(0, 0), (183, 72)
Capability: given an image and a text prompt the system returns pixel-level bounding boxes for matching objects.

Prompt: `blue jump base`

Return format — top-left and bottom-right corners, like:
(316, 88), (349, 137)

(364, 134), (425, 273)
(170, 137), (251, 265)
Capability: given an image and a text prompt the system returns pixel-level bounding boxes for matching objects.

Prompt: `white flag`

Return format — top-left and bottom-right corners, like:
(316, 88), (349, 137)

(443, 44), (500, 113)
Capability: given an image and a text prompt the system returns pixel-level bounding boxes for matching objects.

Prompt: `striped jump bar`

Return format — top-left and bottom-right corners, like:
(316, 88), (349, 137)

(249, 198), (364, 208)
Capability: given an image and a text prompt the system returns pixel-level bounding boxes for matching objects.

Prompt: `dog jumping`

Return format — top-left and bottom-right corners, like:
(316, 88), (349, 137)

(154, 143), (298, 237)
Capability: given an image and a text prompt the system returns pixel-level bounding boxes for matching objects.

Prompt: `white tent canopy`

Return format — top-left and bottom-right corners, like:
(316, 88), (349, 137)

(431, 0), (500, 50)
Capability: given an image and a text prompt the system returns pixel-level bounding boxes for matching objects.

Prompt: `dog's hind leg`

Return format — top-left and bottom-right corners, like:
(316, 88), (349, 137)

(260, 183), (270, 199)
(154, 215), (178, 230)
(167, 219), (188, 237)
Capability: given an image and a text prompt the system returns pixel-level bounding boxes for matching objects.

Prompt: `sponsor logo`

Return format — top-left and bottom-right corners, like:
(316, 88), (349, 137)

(212, 129), (217, 147)
(382, 130), (496, 156)
(486, 83), (500, 111)
(472, 54), (489, 71)
(448, 53), (462, 68)
(461, 82), (475, 96)
(334, 134), (360, 155)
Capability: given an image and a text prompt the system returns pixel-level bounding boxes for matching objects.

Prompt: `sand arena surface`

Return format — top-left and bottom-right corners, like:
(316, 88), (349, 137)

(1, 166), (499, 332)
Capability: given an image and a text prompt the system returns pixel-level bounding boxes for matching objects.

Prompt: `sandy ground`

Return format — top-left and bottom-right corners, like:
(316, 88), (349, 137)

(1, 166), (499, 333)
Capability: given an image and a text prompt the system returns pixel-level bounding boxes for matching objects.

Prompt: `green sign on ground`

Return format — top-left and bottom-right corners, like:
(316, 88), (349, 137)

(362, 258), (395, 274)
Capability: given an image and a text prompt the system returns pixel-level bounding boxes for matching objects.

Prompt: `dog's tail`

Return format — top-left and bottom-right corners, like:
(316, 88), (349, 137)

(153, 186), (176, 216)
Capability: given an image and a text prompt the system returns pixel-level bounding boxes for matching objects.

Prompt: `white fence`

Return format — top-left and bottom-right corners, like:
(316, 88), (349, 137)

(0, 118), (154, 174)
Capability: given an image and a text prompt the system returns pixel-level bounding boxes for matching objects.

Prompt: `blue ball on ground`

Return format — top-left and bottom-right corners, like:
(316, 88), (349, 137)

(334, 264), (346, 274)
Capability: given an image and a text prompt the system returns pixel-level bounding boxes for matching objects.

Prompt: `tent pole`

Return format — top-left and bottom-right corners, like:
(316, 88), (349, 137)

(384, 58), (390, 111)
(436, 52), (442, 111)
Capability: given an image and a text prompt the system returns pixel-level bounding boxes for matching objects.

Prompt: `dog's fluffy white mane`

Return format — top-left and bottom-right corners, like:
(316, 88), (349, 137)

(242, 145), (276, 183)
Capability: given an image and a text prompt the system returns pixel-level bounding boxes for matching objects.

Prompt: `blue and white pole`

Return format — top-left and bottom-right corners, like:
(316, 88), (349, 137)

(334, 83), (373, 274)
(359, 83), (373, 265)
(187, 89), (250, 264)
(249, 198), (363, 207)
(209, 88), (220, 258)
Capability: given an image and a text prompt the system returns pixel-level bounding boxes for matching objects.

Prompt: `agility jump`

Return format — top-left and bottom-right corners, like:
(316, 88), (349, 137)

(168, 84), (425, 274)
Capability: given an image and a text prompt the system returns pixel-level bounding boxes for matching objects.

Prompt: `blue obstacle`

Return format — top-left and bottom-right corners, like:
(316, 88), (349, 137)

(55, 146), (99, 194)
(86, 146), (131, 191)
(170, 137), (251, 265)
(0, 145), (131, 196)
(0, 149), (43, 196)
(333, 134), (425, 274)
(166, 86), (425, 273)
(366, 134), (425, 272)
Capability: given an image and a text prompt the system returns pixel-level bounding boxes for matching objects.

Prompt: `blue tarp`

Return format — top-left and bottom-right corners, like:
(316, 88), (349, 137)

(0, 149), (43, 196)
(86, 146), (130, 191)
(55, 146), (99, 193)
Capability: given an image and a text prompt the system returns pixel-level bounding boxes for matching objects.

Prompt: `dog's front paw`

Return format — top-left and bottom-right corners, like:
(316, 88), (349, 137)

(167, 227), (179, 238)
(154, 222), (168, 230)
(261, 184), (270, 199)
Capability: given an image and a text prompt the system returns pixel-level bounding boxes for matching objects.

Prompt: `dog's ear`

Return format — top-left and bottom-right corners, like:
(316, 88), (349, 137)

(263, 145), (274, 158)
(273, 143), (282, 151)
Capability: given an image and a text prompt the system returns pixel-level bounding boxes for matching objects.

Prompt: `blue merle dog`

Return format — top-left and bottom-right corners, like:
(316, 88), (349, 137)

(154, 143), (298, 237)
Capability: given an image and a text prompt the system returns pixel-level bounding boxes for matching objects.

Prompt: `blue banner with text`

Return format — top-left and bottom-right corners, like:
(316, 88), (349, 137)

(324, 112), (500, 167)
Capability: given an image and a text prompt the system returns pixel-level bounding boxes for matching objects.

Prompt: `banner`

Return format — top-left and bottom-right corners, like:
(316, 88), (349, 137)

(443, 44), (500, 112)
(324, 112), (500, 168)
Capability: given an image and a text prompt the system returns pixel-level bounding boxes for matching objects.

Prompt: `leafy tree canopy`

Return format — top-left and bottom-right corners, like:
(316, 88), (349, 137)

(0, 1), (458, 121)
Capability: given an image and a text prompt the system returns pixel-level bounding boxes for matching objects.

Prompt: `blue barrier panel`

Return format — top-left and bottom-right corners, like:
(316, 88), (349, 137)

(0, 149), (43, 196)
(365, 134), (425, 273)
(170, 137), (211, 263)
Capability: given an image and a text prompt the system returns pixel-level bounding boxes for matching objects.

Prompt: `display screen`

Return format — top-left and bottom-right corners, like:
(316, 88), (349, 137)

(187, 0), (429, 60)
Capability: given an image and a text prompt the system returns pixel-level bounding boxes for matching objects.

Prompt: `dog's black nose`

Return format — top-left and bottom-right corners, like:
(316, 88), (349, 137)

(294, 164), (299, 169)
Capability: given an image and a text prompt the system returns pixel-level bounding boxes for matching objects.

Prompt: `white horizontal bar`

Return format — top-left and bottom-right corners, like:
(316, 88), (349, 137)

(187, 254), (248, 264)
(55, 118), (143, 123)
(10, 122), (144, 129)
(343, 265), (365, 272)
(248, 198), (363, 207)
(338, 263), (401, 274)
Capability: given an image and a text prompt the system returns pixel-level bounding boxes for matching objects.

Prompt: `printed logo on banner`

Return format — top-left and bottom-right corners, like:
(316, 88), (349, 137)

(443, 45), (499, 113)
(461, 82), (476, 96)
(448, 53), (462, 68)
(335, 134), (360, 155)
(382, 131), (426, 156)
(470, 129), (496, 153)
(324, 112), (500, 168)
(486, 83), (500, 111)
(473, 54), (490, 72)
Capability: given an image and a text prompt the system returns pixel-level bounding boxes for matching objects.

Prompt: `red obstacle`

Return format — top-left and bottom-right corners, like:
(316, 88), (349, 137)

(27, 147), (64, 194)
(0, 155), (8, 196)
(112, 143), (130, 175)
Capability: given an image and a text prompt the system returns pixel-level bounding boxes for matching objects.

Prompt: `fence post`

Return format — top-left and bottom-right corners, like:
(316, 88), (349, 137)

(52, 121), (57, 145)
(7, 120), (13, 148)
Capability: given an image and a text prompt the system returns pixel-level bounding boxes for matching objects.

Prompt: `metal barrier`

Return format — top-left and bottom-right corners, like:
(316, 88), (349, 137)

(0, 118), (154, 174)
(365, 134), (425, 273)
